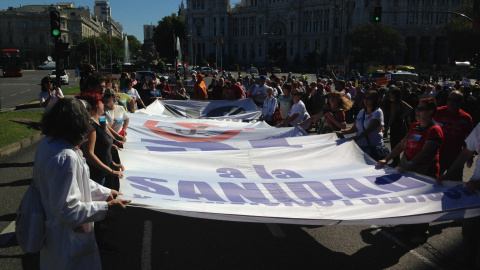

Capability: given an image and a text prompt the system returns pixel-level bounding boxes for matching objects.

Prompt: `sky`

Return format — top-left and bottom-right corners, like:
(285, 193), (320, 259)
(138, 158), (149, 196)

(0, 0), (183, 42)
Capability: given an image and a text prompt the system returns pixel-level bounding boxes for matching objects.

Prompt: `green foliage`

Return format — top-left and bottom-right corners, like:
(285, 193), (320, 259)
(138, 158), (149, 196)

(127, 35), (143, 59)
(0, 111), (43, 149)
(156, 61), (166, 73)
(441, 2), (480, 60)
(349, 23), (407, 63)
(153, 14), (186, 63)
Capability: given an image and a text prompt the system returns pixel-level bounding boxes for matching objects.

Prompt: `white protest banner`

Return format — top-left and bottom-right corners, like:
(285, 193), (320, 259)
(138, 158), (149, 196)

(125, 113), (309, 152)
(138, 99), (262, 120)
(385, 74), (392, 81)
(118, 140), (480, 225)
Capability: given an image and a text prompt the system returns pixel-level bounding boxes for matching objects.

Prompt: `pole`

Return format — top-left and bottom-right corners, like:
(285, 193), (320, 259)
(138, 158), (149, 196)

(110, 43), (112, 73)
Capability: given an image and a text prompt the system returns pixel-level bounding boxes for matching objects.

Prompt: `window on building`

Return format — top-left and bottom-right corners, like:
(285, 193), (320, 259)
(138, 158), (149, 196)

(259, 43), (262, 57)
(9, 35), (13, 44)
(290, 42), (293, 56)
(23, 22), (27, 29)
(24, 36), (29, 44)
(39, 34), (44, 44)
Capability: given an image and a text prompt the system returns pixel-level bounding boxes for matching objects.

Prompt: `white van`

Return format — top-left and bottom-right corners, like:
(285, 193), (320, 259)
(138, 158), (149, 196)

(37, 61), (56, 70)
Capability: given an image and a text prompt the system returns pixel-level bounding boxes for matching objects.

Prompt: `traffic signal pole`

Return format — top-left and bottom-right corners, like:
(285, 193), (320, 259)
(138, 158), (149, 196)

(50, 10), (62, 87)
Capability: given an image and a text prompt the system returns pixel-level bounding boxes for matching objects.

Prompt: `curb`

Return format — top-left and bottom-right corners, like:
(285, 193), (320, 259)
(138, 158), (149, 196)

(15, 100), (40, 110)
(0, 132), (43, 161)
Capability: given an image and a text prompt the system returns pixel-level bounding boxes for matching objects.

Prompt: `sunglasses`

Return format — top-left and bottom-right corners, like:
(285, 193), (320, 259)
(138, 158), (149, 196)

(415, 107), (430, 112)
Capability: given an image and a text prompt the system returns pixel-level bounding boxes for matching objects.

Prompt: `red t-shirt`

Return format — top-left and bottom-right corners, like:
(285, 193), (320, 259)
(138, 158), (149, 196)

(433, 106), (472, 157)
(404, 122), (443, 177)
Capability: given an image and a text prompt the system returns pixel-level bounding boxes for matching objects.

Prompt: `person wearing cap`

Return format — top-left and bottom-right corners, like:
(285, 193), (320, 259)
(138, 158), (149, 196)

(251, 76), (268, 106)
(194, 74), (208, 100)
(276, 89), (310, 129)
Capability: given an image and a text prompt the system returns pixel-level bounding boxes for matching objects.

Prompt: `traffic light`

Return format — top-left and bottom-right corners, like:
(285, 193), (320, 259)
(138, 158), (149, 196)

(473, 54), (479, 68)
(50, 10), (61, 38)
(374, 6), (382, 23)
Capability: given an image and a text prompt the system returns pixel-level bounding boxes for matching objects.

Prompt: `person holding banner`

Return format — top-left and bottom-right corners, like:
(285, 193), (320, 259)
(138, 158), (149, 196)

(377, 98), (443, 244)
(36, 98), (130, 269)
(299, 91), (352, 134)
(276, 89), (310, 129)
(337, 90), (386, 161)
(436, 122), (480, 269)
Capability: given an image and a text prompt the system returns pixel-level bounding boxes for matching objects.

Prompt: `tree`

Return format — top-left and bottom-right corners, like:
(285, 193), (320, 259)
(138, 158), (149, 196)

(127, 35), (142, 60)
(441, 2), (480, 61)
(152, 14), (186, 64)
(348, 23), (406, 64)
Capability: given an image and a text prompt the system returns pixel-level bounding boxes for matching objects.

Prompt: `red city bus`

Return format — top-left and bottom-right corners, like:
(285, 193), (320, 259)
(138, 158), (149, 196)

(1, 49), (23, 77)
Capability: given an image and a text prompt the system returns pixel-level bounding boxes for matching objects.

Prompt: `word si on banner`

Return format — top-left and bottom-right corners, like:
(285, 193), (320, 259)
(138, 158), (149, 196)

(118, 130), (480, 225)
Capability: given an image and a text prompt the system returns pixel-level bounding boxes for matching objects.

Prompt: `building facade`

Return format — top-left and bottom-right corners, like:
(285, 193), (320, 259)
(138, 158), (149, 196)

(181, 0), (469, 70)
(0, 2), (123, 67)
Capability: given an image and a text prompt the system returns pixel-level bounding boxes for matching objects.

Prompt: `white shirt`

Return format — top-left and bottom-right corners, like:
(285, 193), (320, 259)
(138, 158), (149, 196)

(39, 88), (64, 112)
(35, 137), (110, 270)
(288, 100), (310, 129)
(466, 123), (480, 181)
(355, 108), (384, 147)
(104, 104), (129, 133)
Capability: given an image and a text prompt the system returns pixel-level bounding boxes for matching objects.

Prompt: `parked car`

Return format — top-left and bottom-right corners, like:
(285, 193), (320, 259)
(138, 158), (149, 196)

(136, 71), (169, 82)
(200, 67), (218, 75)
(271, 67), (282, 73)
(49, 69), (69, 85)
(247, 67), (258, 74)
(37, 61), (56, 70)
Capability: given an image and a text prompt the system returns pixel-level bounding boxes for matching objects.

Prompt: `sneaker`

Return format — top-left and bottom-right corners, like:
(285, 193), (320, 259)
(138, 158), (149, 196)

(98, 241), (116, 254)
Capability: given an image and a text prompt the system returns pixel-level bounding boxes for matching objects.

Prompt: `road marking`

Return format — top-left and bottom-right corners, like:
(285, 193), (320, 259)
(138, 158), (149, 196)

(0, 221), (16, 246)
(142, 220), (152, 270)
(370, 225), (442, 270)
(265, 223), (286, 237)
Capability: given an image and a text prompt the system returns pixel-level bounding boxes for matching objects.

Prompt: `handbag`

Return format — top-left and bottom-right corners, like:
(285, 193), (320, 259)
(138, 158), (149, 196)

(272, 104), (283, 122)
(361, 110), (390, 161)
(16, 151), (56, 253)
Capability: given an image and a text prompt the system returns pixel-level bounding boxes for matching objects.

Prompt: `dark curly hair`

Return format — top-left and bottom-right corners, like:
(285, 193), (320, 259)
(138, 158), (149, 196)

(41, 98), (91, 146)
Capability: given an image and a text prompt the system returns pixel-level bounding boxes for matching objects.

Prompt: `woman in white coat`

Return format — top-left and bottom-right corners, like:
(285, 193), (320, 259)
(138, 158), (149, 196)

(35, 98), (130, 270)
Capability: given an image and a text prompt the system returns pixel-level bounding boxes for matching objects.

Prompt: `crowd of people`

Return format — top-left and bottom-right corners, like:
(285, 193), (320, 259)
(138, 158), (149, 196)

(35, 67), (480, 269)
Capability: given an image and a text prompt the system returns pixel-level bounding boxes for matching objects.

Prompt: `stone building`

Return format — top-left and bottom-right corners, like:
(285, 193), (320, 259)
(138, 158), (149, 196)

(180, 0), (469, 71)
(0, 2), (123, 67)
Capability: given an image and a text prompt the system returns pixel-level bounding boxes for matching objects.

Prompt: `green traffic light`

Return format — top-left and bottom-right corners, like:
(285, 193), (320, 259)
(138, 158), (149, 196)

(52, 29), (60, 36)
(375, 17), (379, 21)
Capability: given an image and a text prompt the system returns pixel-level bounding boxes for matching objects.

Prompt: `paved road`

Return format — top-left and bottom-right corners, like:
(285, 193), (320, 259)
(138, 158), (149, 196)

(0, 133), (476, 269)
(0, 69), (79, 110)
